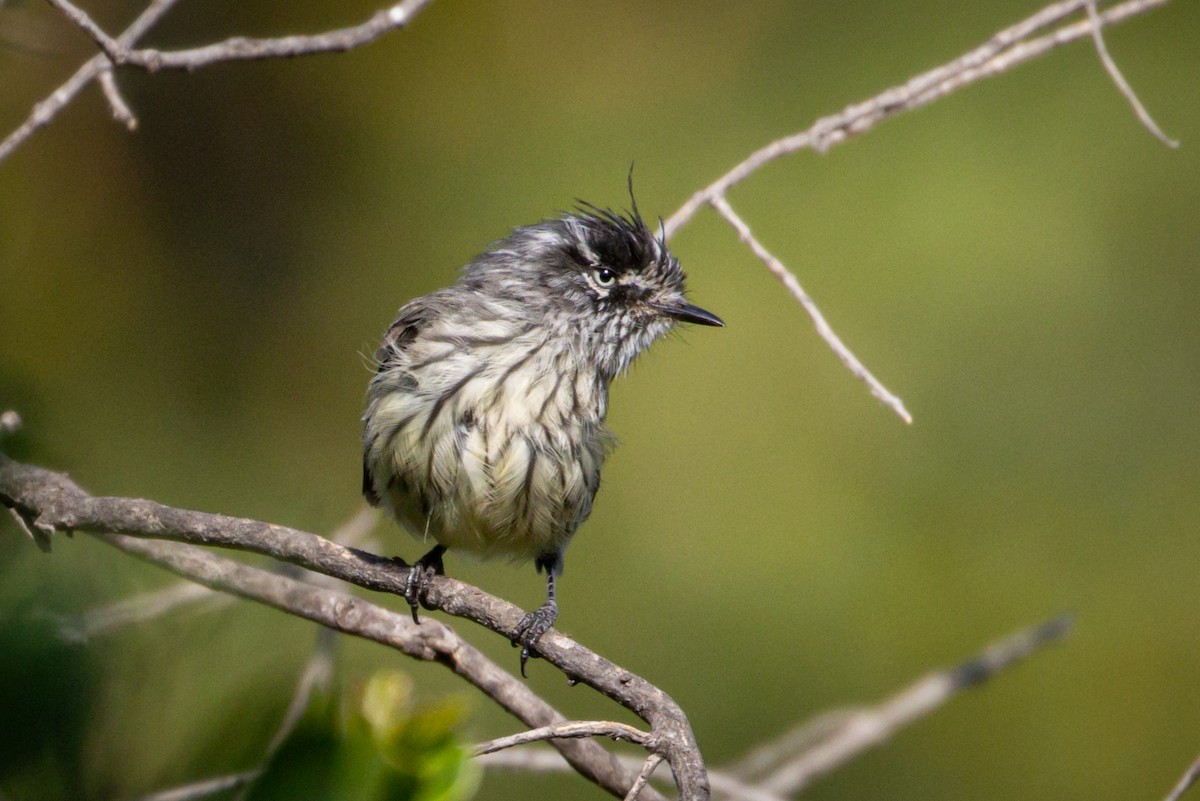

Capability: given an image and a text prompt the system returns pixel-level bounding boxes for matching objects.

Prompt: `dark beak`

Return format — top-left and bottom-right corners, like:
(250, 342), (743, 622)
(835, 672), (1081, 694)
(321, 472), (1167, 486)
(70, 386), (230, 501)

(656, 300), (725, 327)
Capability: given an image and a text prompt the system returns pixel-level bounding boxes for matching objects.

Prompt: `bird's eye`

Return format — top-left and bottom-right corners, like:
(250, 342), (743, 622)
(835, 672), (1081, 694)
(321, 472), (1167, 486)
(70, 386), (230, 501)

(594, 267), (617, 287)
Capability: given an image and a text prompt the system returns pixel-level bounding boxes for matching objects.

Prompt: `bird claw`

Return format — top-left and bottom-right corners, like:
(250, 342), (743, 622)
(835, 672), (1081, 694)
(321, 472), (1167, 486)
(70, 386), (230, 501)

(511, 601), (557, 677)
(396, 546), (445, 623)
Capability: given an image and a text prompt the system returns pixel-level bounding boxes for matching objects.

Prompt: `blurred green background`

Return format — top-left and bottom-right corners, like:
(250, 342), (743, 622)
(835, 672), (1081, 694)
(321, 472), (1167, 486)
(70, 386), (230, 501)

(2, 0), (1199, 799)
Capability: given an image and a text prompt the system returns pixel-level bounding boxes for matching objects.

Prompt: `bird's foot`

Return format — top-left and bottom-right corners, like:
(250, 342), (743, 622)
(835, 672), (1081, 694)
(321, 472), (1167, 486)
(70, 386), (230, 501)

(511, 599), (557, 678)
(395, 545), (445, 623)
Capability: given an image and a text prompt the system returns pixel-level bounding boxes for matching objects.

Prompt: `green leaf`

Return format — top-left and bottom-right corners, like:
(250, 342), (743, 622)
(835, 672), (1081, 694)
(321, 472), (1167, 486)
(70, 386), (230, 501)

(246, 671), (478, 801)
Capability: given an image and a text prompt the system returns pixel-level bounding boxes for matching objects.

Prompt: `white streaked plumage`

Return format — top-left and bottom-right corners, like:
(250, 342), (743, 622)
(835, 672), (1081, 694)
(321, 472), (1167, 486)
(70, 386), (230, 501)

(361, 204), (722, 664)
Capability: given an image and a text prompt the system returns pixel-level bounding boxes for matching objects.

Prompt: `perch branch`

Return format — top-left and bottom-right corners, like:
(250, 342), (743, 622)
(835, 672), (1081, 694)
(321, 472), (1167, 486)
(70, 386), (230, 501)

(97, 532), (668, 801)
(0, 453), (690, 800)
(469, 612), (1081, 801)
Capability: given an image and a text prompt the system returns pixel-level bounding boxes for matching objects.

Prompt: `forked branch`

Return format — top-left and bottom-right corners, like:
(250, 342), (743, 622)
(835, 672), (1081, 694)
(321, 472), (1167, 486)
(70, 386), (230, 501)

(664, 0), (1176, 423)
(0, 452), (687, 801)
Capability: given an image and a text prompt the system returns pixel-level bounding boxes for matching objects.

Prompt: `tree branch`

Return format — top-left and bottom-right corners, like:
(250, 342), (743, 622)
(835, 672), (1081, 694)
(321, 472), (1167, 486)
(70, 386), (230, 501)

(710, 194), (912, 424)
(124, 771), (259, 801)
(473, 721), (655, 757)
(0, 0), (432, 164)
(493, 617), (1067, 800)
(477, 749), (788, 801)
(97, 67), (138, 131)
(44, 0), (431, 72)
(726, 616), (1072, 795)
(1083, 1), (1179, 147)
(664, 0), (1171, 239)
(0, 453), (692, 800)
(58, 506), (380, 641)
(624, 753), (665, 801)
(98, 532), (668, 801)
(0, 0), (180, 163)
(1164, 752), (1200, 801)
(0, 444), (1075, 800)
(664, 0), (1173, 423)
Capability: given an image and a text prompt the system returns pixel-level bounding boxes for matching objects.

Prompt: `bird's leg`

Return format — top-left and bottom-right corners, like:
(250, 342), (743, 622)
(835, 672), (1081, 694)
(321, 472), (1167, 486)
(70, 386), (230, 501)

(512, 570), (558, 677)
(397, 544), (446, 623)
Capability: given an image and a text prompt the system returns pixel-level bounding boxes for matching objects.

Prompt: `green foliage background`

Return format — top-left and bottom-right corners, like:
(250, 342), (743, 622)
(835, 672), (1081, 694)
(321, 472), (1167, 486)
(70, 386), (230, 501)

(2, 1), (1199, 799)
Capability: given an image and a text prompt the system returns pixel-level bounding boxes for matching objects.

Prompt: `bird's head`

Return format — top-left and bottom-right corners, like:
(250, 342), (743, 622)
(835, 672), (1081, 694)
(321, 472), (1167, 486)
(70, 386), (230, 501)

(465, 204), (723, 379)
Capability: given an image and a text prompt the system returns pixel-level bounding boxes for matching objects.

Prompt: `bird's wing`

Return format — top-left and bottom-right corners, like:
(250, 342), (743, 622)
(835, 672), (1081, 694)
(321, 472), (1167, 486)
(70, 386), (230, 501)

(364, 297), (437, 506)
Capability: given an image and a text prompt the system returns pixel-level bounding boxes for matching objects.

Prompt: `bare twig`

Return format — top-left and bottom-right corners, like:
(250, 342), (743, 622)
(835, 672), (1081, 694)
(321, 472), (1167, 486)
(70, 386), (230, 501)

(664, 0), (1172, 423)
(744, 616), (1072, 795)
(0, 0), (179, 163)
(664, 0), (1169, 238)
(710, 195), (912, 424)
(1084, 1), (1179, 147)
(60, 505), (380, 640)
(265, 627), (337, 755)
(722, 709), (859, 782)
(0, 455), (686, 801)
(473, 721), (655, 757)
(1164, 752), (1200, 801)
(45, 0), (431, 71)
(63, 580), (228, 641)
(477, 749), (788, 801)
(124, 771), (260, 801)
(97, 68), (138, 131)
(0, 0), (431, 164)
(624, 753), (665, 801)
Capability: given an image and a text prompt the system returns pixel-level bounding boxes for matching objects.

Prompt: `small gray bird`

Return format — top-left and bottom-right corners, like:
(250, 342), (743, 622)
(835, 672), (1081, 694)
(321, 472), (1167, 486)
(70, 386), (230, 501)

(361, 200), (722, 673)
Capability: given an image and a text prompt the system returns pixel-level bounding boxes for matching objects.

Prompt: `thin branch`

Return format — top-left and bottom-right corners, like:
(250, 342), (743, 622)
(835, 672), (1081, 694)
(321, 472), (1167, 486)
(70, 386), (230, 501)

(265, 627), (337, 755)
(97, 68), (138, 131)
(0, 0), (179, 164)
(1164, 752), (1200, 801)
(663, 0), (1172, 423)
(624, 753), (665, 801)
(722, 709), (859, 782)
(478, 749), (788, 801)
(710, 194), (912, 424)
(746, 616), (1073, 795)
(1, 0), (432, 164)
(59, 505), (380, 640)
(46, 0), (432, 72)
(124, 771), (260, 801)
(473, 721), (655, 757)
(97, 532), (668, 801)
(664, 0), (1169, 238)
(1084, 1), (1179, 147)
(63, 580), (229, 641)
(0, 454), (687, 801)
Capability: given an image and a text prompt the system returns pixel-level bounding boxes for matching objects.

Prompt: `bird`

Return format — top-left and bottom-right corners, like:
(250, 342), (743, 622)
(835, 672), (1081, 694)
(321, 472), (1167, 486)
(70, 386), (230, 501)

(361, 196), (723, 674)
